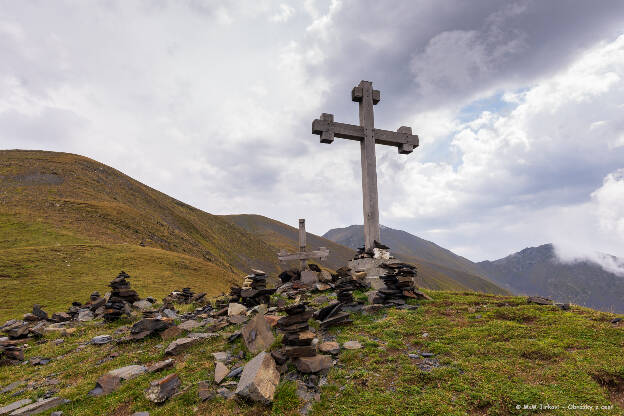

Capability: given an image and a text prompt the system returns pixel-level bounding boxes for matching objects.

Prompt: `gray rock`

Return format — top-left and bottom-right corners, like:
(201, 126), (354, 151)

(178, 320), (202, 331)
(164, 337), (198, 355)
(108, 364), (147, 380)
(318, 341), (340, 355)
(187, 332), (218, 340)
(132, 300), (153, 311)
(343, 341), (362, 350)
(162, 309), (178, 319)
(420, 352), (434, 358)
(215, 362), (228, 384)
(32, 305), (48, 320)
(9, 397), (63, 415)
(0, 399), (32, 415)
(294, 355), (333, 373)
(234, 351), (279, 404)
(212, 351), (228, 362)
(241, 313), (274, 354)
(0, 381), (25, 395)
(217, 387), (234, 399)
(226, 366), (243, 379)
(147, 359), (174, 373)
(92, 335), (112, 345)
(300, 270), (319, 285)
(227, 303), (247, 316)
(144, 374), (180, 404)
(77, 310), (94, 322)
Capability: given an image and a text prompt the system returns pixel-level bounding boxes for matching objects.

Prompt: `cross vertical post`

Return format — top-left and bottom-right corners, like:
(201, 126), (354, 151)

(298, 218), (306, 271)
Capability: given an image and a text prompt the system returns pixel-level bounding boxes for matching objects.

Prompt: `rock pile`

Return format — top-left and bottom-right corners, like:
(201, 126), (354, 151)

(278, 304), (316, 360)
(0, 338), (24, 363)
(370, 263), (430, 305)
(104, 271), (140, 321)
(314, 302), (352, 329)
(164, 288), (206, 305)
(230, 270), (275, 307)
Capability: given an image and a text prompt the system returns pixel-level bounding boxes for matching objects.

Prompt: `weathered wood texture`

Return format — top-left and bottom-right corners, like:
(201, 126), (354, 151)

(312, 80), (420, 251)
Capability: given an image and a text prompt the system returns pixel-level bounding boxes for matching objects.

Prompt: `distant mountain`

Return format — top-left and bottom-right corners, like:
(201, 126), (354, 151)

(477, 244), (624, 313)
(323, 224), (507, 295)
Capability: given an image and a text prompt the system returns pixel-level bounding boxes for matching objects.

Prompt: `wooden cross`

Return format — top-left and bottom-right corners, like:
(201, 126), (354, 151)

(277, 219), (329, 270)
(312, 80), (419, 252)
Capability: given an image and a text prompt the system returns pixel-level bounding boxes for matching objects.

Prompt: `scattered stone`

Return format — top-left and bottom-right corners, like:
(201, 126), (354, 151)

(242, 313), (274, 354)
(420, 352), (434, 358)
(76, 310), (94, 322)
(217, 387), (234, 399)
(555, 303), (571, 310)
(226, 366), (243, 379)
(132, 300), (153, 311)
(144, 373), (180, 404)
(160, 326), (183, 341)
(527, 296), (553, 306)
(343, 341), (362, 350)
(50, 313), (71, 323)
(0, 381), (25, 394)
(30, 357), (51, 366)
(228, 314), (248, 325)
(198, 381), (215, 401)
(318, 341), (340, 355)
(130, 318), (171, 340)
(147, 359), (174, 373)
(187, 332), (218, 340)
(161, 309), (178, 319)
(108, 364), (148, 380)
(9, 397), (64, 415)
(163, 288), (196, 305)
(319, 270), (333, 283)
(92, 335), (112, 345)
(215, 362), (228, 384)
(235, 351), (280, 404)
(0, 398), (33, 415)
(611, 318), (622, 324)
(32, 305), (48, 321)
(408, 353), (418, 359)
(300, 270), (319, 286)
(88, 374), (121, 397)
(227, 303), (247, 316)
(178, 320), (202, 331)
(294, 355), (333, 373)
(23, 313), (38, 323)
(165, 337), (198, 355)
(212, 351), (228, 362)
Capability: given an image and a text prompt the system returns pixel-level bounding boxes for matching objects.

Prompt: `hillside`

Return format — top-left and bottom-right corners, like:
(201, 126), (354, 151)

(0, 150), (282, 321)
(1, 288), (623, 415)
(324, 224), (507, 295)
(478, 244), (624, 313)
(220, 214), (355, 271)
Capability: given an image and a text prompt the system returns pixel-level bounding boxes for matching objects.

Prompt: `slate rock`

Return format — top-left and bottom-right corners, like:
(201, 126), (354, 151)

(88, 374), (121, 397)
(234, 351), (279, 404)
(164, 337), (198, 355)
(227, 303), (247, 316)
(160, 326), (183, 341)
(241, 313), (274, 354)
(147, 359), (174, 373)
(10, 397), (63, 415)
(32, 305), (48, 320)
(217, 387), (234, 399)
(0, 398), (33, 415)
(77, 310), (94, 322)
(294, 355), (333, 373)
(215, 362), (228, 384)
(132, 300), (153, 311)
(318, 341), (340, 355)
(144, 373), (180, 404)
(108, 364), (147, 380)
(92, 335), (112, 345)
(343, 341), (362, 350)
(226, 366), (243, 379)
(198, 381), (215, 402)
(178, 320), (202, 331)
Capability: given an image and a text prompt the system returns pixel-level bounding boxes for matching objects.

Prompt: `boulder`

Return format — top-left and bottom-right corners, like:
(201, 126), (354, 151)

(144, 373), (180, 404)
(234, 351), (280, 404)
(228, 303), (247, 316)
(164, 337), (198, 355)
(214, 362), (228, 384)
(294, 355), (333, 373)
(241, 313), (274, 354)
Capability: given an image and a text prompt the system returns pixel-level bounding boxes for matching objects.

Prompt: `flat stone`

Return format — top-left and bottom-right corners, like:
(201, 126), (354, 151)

(228, 315), (248, 325)
(242, 313), (274, 354)
(283, 345), (317, 358)
(89, 374), (121, 397)
(0, 381), (25, 395)
(0, 399), (32, 415)
(165, 337), (198, 355)
(235, 351), (279, 404)
(77, 310), (94, 322)
(217, 387), (234, 399)
(294, 355), (333, 373)
(198, 381), (215, 401)
(343, 341), (362, 350)
(132, 300), (153, 311)
(318, 341), (340, 355)
(212, 351), (228, 362)
(108, 364), (147, 380)
(314, 283), (331, 291)
(228, 303), (247, 316)
(187, 332), (218, 339)
(160, 326), (183, 340)
(178, 320), (202, 331)
(147, 359), (174, 373)
(226, 366), (243, 379)
(92, 335), (112, 345)
(420, 352), (434, 358)
(144, 373), (180, 404)
(10, 397), (63, 415)
(300, 270), (319, 285)
(215, 362), (228, 384)
(162, 309), (178, 319)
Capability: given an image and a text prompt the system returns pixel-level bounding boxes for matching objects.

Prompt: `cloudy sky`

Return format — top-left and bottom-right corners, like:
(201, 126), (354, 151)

(2, 0), (624, 266)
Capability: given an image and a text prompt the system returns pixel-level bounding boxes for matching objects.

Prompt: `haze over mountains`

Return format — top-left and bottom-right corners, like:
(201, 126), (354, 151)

(324, 225), (624, 313)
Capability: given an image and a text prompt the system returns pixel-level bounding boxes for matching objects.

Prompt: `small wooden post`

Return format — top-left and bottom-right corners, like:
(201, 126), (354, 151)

(299, 219), (306, 271)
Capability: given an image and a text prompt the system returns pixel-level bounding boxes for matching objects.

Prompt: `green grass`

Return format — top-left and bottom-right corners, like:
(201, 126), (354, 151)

(1, 291), (622, 415)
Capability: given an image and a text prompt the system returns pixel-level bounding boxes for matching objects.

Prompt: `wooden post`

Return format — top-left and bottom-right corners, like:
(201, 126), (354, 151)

(299, 219), (306, 271)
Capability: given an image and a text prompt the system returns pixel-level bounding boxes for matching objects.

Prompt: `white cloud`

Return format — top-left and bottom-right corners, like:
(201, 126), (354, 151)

(271, 4), (295, 22)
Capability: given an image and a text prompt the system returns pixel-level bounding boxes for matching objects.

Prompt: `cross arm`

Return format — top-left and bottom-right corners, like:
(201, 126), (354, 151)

(312, 114), (419, 154)
(278, 247), (330, 262)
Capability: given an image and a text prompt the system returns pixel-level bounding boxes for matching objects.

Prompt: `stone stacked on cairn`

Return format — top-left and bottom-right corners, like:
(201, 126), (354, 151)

(230, 270), (276, 307)
(372, 263), (430, 305)
(0, 338), (24, 363)
(104, 271), (140, 321)
(278, 304), (316, 359)
(314, 302), (352, 329)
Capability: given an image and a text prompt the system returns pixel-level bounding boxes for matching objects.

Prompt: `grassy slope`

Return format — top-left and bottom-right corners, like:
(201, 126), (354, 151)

(0, 291), (622, 415)
(0, 150), (284, 321)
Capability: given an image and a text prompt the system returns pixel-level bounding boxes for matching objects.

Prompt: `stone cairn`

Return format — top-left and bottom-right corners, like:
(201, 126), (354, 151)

(104, 271), (140, 321)
(314, 301), (352, 329)
(0, 338), (24, 364)
(163, 288), (206, 305)
(230, 270), (275, 307)
(278, 303), (316, 360)
(371, 263), (430, 305)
